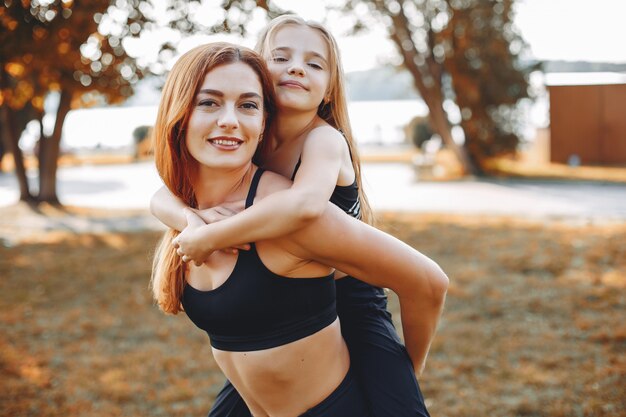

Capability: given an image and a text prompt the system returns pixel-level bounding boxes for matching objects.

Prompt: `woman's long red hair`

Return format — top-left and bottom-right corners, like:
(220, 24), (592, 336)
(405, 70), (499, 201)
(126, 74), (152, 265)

(151, 43), (276, 314)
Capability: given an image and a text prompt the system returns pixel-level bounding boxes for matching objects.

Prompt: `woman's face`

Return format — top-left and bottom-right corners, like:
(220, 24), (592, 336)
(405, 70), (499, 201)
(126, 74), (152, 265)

(186, 62), (265, 171)
(267, 25), (331, 113)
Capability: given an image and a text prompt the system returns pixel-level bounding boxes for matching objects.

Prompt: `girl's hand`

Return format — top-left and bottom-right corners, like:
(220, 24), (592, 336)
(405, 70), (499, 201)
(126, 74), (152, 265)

(173, 210), (250, 265)
(193, 200), (244, 224)
(192, 202), (250, 253)
(172, 209), (212, 266)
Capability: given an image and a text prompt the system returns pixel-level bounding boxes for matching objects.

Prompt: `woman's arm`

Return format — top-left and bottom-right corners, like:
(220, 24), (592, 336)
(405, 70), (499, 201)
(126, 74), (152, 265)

(288, 204), (449, 376)
(173, 127), (347, 263)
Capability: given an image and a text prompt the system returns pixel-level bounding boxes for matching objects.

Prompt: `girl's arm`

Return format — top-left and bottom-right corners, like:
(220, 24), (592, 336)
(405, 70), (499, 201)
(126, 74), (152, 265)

(150, 186), (245, 232)
(173, 127), (348, 263)
(288, 203), (449, 376)
(150, 186), (189, 231)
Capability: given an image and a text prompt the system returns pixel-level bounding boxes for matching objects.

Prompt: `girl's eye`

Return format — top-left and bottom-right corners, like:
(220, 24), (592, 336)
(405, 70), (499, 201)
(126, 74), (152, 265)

(308, 62), (323, 70)
(273, 56), (288, 62)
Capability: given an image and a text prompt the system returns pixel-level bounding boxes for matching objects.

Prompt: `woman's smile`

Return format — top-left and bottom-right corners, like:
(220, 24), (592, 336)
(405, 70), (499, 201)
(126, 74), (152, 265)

(207, 136), (244, 150)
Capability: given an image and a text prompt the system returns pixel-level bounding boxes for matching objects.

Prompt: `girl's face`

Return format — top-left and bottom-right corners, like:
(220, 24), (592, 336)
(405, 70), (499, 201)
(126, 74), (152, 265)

(185, 62), (265, 171)
(267, 25), (331, 113)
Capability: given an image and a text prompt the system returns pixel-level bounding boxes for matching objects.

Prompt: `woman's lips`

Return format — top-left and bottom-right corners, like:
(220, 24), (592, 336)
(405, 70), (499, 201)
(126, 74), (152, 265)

(207, 137), (243, 150)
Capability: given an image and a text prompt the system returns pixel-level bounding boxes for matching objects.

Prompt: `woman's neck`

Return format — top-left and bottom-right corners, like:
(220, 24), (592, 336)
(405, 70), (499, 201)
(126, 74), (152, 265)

(273, 108), (320, 146)
(193, 163), (256, 209)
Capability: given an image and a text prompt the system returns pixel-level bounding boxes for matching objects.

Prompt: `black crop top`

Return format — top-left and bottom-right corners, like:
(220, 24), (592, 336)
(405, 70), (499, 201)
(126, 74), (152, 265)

(181, 169), (337, 352)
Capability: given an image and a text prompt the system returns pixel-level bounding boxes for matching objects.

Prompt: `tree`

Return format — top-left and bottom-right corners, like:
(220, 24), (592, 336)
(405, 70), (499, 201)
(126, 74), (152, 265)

(336, 0), (537, 175)
(0, 0), (146, 203)
(1, 0), (534, 206)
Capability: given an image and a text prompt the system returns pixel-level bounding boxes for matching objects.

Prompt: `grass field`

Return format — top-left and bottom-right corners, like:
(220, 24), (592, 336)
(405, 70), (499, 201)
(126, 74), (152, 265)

(1, 209), (625, 416)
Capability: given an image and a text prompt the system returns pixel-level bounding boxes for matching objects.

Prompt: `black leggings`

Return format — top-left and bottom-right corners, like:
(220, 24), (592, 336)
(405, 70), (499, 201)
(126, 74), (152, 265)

(209, 277), (430, 417)
(299, 367), (370, 416)
(210, 368), (370, 417)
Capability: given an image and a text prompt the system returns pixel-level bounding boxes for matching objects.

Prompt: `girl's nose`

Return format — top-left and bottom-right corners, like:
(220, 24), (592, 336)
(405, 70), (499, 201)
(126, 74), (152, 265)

(288, 64), (305, 77)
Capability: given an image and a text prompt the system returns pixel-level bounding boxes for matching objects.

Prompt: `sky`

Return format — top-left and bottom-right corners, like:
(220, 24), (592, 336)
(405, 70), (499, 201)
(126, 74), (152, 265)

(124, 0), (626, 73)
(270, 0), (626, 72)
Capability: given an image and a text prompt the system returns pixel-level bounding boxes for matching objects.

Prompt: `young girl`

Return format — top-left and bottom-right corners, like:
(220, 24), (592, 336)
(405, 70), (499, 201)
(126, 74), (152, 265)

(152, 16), (432, 417)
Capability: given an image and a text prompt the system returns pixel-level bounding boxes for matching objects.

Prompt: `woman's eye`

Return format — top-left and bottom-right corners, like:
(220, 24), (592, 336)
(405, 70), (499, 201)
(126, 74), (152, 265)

(198, 100), (217, 107)
(308, 62), (323, 70)
(241, 102), (259, 110)
(273, 56), (288, 62)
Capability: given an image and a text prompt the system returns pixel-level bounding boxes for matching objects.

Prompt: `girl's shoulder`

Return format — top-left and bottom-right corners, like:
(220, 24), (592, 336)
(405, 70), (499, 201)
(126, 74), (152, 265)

(303, 123), (348, 153)
(306, 122), (343, 140)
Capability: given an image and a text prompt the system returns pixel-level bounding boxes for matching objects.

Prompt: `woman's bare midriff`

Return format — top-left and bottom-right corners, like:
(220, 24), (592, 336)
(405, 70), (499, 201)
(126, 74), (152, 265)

(212, 319), (350, 417)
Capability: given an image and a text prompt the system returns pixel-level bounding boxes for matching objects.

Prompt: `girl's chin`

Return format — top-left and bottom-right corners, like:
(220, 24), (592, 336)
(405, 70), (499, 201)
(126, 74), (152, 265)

(276, 100), (318, 113)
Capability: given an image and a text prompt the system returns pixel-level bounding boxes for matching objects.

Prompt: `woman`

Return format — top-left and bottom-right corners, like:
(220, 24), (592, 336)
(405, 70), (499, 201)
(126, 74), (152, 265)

(151, 42), (448, 417)
(153, 16), (433, 416)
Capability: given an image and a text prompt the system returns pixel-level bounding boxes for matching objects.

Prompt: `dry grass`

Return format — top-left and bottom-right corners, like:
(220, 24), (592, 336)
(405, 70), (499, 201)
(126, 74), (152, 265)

(1, 208), (625, 416)
(487, 157), (626, 183)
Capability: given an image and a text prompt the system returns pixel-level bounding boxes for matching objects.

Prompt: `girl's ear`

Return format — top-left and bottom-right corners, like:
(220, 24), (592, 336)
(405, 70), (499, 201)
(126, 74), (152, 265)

(324, 86), (332, 103)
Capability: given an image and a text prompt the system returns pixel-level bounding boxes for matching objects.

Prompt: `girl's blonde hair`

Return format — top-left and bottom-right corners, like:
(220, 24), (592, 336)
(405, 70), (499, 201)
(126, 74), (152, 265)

(151, 42), (277, 314)
(255, 15), (373, 224)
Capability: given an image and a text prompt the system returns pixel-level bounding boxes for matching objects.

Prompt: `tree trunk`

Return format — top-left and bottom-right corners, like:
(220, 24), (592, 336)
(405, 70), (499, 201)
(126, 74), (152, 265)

(376, 1), (479, 176)
(0, 105), (33, 201)
(0, 133), (4, 171)
(0, 66), (33, 201)
(423, 91), (483, 176)
(38, 89), (71, 204)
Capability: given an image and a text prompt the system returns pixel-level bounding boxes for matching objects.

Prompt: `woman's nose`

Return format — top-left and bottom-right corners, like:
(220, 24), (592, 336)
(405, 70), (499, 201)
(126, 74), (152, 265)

(217, 106), (238, 129)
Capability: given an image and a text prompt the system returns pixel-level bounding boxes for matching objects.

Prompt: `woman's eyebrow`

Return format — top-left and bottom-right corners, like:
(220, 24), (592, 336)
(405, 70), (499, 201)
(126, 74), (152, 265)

(197, 89), (222, 97)
(240, 92), (262, 100)
(197, 90), (261, 100)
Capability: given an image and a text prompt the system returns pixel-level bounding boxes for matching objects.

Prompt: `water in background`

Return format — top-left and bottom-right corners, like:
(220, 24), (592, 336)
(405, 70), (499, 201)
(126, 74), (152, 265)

(54, 98), (545, 152)
(57, 100), (429, 151)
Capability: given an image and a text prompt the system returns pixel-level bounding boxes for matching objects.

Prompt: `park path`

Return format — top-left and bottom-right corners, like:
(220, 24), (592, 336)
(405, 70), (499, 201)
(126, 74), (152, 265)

(1, 161), (625, 238)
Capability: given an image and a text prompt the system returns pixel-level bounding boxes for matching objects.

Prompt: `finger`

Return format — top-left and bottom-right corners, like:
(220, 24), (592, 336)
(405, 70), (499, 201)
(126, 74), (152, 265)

(176, 247), (185, 257)
(215, 207), (236, 216)
(218, 248), (237, 254)
(171, 239), (179, 249)
(183, 208), (203, 225)
(235, 243), (251, 251)
(182, 255), (190, 263)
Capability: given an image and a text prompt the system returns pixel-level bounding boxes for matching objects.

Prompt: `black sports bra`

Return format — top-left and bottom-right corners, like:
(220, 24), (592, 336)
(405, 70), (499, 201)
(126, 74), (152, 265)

(181, 169), (337, 352)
